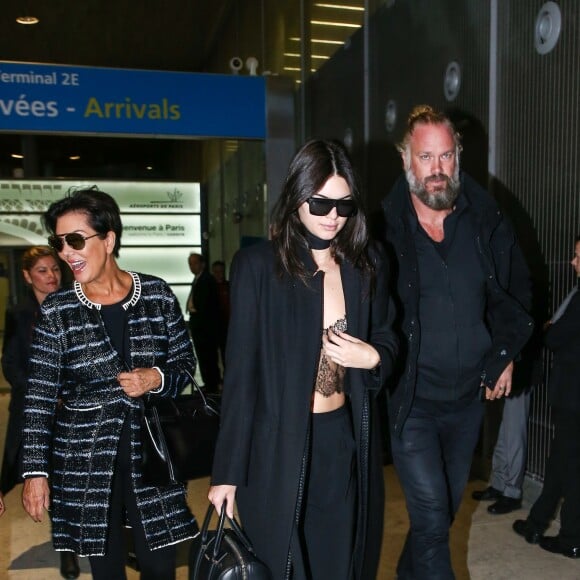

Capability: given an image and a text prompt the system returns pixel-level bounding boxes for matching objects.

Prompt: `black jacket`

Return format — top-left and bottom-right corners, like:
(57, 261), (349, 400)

(545, 290), (580, 414)
(211, 241), (398, 579)
(188, 269), (219, 341)
(382, 172), (534, 436)
(0, 295), (38, 494)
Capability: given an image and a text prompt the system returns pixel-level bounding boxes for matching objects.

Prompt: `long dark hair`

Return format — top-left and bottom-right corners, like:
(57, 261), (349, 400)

(270, 139), (373, 284)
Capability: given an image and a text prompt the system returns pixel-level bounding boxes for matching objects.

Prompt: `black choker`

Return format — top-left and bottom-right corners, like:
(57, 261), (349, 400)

(305, 230), (332, 250)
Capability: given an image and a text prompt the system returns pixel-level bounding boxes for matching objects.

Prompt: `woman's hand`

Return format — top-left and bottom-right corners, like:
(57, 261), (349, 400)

(22, 477), (50, 522)
(117, 368), (162, 398)
(322, 329), (380, 370)
(208, 484), (237, 519)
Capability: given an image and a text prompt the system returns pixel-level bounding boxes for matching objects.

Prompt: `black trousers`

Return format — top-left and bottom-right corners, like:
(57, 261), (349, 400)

(391, 397), (484, 580)
(292, 405), (357, 580)
(529, 409), (580, 547)
(89, 420), (177, 580)
(190, 328), (221, 392)
(0, 408), (23, 494)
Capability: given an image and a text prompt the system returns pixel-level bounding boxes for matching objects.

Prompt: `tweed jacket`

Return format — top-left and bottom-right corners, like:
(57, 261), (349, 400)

(21, 272), (198, 555)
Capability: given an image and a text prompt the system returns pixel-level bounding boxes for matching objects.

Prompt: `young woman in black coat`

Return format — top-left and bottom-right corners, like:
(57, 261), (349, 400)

(209, 139), (398, 579)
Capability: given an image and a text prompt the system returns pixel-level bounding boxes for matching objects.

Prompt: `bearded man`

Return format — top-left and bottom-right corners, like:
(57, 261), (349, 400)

(382, 105), (533, 579)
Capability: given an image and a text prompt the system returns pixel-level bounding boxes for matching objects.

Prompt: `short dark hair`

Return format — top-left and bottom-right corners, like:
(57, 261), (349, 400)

(43, 187), (123, 257)
(189, 252), (205, 264)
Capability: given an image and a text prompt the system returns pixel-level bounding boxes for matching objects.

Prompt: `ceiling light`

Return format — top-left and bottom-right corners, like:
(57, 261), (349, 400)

(310, 20), (361, 28)
(11, 153), (24, 159)
(69, 155), (80, 161)
(16, 16), (39, 25)
(313, 39), (345, 45)
(284, 67), (302, 72)
(284, 53), (330, 60)
(146, 166), (153, 170)
(315, 3), (365, 11)
(290, 37), (345, 45)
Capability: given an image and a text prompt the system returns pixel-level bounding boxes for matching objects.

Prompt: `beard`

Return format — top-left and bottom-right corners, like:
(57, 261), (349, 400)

(406, 166), (460, 210)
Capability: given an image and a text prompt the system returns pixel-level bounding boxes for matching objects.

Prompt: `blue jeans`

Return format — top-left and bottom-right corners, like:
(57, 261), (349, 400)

(391, 397), (484, 580)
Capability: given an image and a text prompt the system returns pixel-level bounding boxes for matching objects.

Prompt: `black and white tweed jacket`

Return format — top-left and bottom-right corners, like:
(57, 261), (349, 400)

(21, 272), (198, 555)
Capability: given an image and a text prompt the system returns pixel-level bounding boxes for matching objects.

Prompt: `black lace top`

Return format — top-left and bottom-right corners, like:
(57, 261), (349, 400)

(314, 316), (347, 397)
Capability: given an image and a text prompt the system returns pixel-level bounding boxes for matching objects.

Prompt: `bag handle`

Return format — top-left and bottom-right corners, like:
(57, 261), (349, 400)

(182, 368), (220, 418)
(200, 502), (256, 559)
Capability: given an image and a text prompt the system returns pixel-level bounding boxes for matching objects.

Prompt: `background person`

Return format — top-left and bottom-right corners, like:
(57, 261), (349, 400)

(209, 139), (398, 579)
(382, 105), (533, 579)
(513, 236), (580, 558)
(187, 253), (221, 393)
(471, 383), (532, 514)
(20, 188), (198, 580)
(0, 246), (79, 579)
(211, 260), (230, 370)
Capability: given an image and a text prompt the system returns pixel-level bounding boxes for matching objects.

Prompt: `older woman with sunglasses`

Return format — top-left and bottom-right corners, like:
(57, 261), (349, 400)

(21, 188), (197, 580)
(209, 139), (398, 579)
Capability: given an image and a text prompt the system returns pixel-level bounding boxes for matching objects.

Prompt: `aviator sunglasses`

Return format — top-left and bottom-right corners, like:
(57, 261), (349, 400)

(48, 232), (100, 252)
(306, 197), (357, 218)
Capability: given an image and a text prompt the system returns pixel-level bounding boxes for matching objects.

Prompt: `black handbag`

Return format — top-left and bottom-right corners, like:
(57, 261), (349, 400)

(139, 380), (220, 487)
(189, 503), (272, 580)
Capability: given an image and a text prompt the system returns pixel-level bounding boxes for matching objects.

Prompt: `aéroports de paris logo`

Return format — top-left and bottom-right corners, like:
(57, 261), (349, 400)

(166, 188), (183, 202)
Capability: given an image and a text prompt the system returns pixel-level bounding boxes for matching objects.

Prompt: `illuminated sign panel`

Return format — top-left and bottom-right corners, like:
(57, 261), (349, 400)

(0, 61), (266, 139)
(0, 180), (200, 213)
(0, 180), (200, 314)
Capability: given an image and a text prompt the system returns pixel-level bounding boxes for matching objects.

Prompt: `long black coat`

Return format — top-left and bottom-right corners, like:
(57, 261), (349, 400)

(545, 289), (580, 414)
(211, 241), (398, 579)
(0, 295), (38, 494)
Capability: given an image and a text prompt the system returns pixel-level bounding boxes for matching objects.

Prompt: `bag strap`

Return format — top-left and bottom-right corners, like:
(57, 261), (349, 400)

(200, 503), (256, 558)
(183, 367), (213, 409)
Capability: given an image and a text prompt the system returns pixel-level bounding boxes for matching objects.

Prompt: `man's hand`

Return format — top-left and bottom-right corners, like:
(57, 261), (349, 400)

(485, 361), (514, 400)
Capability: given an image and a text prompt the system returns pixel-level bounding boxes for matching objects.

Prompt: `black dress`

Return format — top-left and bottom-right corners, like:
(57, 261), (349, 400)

(1, 295), (39, 494)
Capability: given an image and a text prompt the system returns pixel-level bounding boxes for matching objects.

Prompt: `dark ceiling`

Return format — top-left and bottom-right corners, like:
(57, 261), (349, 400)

(1, 1), (241, 179)
(1, 0), (236, 72)
(0, 1), (365, 179)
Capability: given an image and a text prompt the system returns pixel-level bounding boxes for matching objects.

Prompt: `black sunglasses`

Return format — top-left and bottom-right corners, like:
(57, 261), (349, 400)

(48, 232), (100, 252)
(306, 197), (357, 218)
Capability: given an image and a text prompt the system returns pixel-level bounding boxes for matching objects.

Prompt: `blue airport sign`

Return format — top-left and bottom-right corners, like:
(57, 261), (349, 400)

(0, 61), (266, 139)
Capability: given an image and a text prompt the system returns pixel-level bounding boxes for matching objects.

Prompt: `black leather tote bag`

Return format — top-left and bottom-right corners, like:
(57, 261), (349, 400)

(189, 503), (272, 580)
(140, 381), (220, 486)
